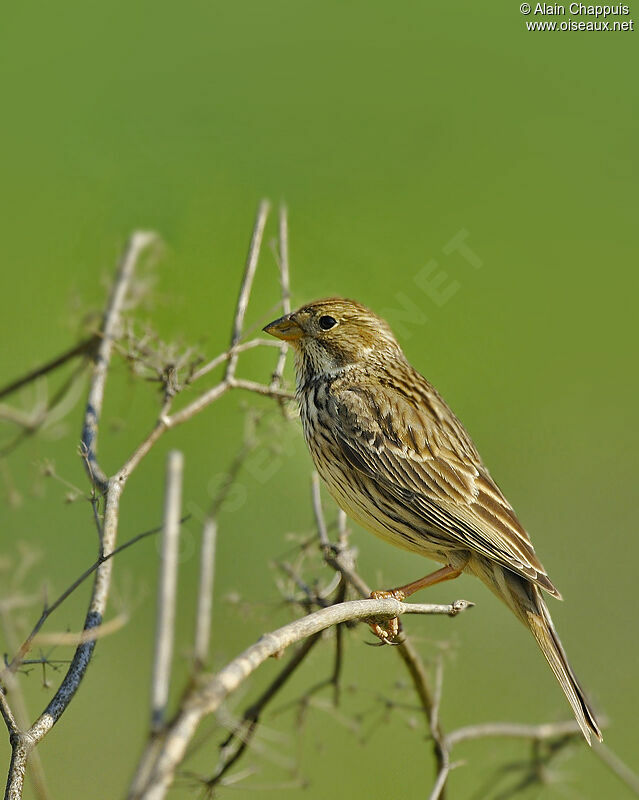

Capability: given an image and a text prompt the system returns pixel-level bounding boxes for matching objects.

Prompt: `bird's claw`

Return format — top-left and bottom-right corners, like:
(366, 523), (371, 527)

(367, 616), (402, 644)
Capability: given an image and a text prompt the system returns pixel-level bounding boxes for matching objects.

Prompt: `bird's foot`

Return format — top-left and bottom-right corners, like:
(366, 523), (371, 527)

(367, 589), (406, 644)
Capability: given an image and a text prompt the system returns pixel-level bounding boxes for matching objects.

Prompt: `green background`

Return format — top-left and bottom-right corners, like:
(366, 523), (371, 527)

(1, 2), (637, 798)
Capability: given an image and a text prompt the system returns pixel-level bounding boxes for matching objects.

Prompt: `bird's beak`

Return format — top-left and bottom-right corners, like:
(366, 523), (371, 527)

(263, 314), (303, 342)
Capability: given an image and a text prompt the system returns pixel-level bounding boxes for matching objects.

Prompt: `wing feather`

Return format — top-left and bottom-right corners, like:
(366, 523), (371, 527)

(330, 376), (560, 597)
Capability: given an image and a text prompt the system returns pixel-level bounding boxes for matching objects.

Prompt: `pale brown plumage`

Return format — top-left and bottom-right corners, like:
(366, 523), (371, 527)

(264, 297), (601, 744)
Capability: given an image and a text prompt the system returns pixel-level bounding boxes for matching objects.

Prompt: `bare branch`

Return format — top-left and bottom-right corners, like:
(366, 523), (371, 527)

(269, 205), (291, 391)
(151, 451), (184, 732)
(446, 719), (588, 747)
(0, 360), (88, 459)
(31, 614), (128, 646)
(1, 520), (173, 681)
(225, 200), (270, 381)
(189, 339), (280, 384)
(311, 474), (330, 548)
(160, 382), (230, 432)
(193, 518), (217, 668)
(226, 378), (293, 401)
(0, 691), (18, 738)
(428, 763), (451, 800)
(207, 633), (322, 790)
(593, 743), (639, 795)
(277, 205), (291, 316)
(0, 336), (97, 402)
(81, 232), (157, 490)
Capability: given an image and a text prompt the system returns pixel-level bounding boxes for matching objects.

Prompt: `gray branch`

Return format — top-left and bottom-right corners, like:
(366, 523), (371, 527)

(193, 518), (217, 668)
(225, 200), (270, 380)
(81, 232), (157, 491)
(150, 451), (184, 732)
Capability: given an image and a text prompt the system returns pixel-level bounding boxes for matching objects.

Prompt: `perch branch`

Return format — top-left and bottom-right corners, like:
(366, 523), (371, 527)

(127, 598), (471, 800)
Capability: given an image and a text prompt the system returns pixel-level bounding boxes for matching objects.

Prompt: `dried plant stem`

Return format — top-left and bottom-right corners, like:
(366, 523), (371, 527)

(225, 200), (270, 380)
(208, 633), (323, 789)
(151, 451), (184, 732)
(81, 232), (157, 490)
(193, 519), (217, 668)
(270, 205), (291, 391)
(0, 336), (97, 402)
(1, 521), (173, 684)
(593, 743), (639, 795)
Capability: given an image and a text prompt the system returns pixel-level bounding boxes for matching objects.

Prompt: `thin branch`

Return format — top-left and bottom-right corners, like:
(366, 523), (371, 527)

(269, 205), (291, 391)
(0, 336), (97, 402)
(31, 613), (128, 646)
(1, 519), (180, 681)
(429, 763), (451, 800)
(277, 205), (291, 315)
(0, 360), (88, 459)
(81, 232), (157, 490)
(311, 474), (330, 549)
(161, 383), (230, 432)
(193, 518), (217, 668)
(225, 200), (270, 381)
(226, 378), (293, 401)
(446, 719), (588, 747)
(206, 633), (322, 789)
(189, 339), (281, 384)
(151, 451), (184, 732)
(0, 692), (18, 738)
(593, 743), (639, 795)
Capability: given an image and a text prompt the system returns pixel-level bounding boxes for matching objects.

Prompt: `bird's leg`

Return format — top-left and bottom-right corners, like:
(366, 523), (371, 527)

(368, 564), (464, 643)
(384, 564), (464, 599)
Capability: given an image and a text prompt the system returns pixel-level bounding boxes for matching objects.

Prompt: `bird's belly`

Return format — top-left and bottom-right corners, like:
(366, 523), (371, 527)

(310, 441), (448, 565)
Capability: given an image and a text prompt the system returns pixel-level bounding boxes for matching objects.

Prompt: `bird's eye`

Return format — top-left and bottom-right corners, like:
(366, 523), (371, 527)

(318, 315), (337, 331)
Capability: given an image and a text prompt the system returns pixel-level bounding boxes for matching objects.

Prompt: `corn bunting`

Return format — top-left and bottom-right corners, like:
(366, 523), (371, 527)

(264, 298), (601, 744)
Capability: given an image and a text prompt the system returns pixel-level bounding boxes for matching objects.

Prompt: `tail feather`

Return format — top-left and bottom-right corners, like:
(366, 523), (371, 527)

(530, 595), (602, 744)
(507, 573), (602, 744)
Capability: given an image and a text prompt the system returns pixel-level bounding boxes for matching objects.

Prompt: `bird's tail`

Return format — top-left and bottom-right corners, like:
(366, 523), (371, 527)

(502, 571), (602, 745)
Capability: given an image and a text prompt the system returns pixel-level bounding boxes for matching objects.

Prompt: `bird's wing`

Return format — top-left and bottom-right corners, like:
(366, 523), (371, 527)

(330, 380), (560, 597)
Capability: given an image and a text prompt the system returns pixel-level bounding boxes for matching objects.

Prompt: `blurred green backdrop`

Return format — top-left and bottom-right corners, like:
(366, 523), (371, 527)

(1, 1), (637, 798)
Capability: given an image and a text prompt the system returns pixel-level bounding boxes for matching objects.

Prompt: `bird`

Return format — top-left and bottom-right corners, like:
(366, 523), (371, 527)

(264, 297), (602, 745)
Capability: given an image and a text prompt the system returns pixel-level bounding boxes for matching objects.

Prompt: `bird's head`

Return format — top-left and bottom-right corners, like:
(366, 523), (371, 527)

(263, 298), (403, 381)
